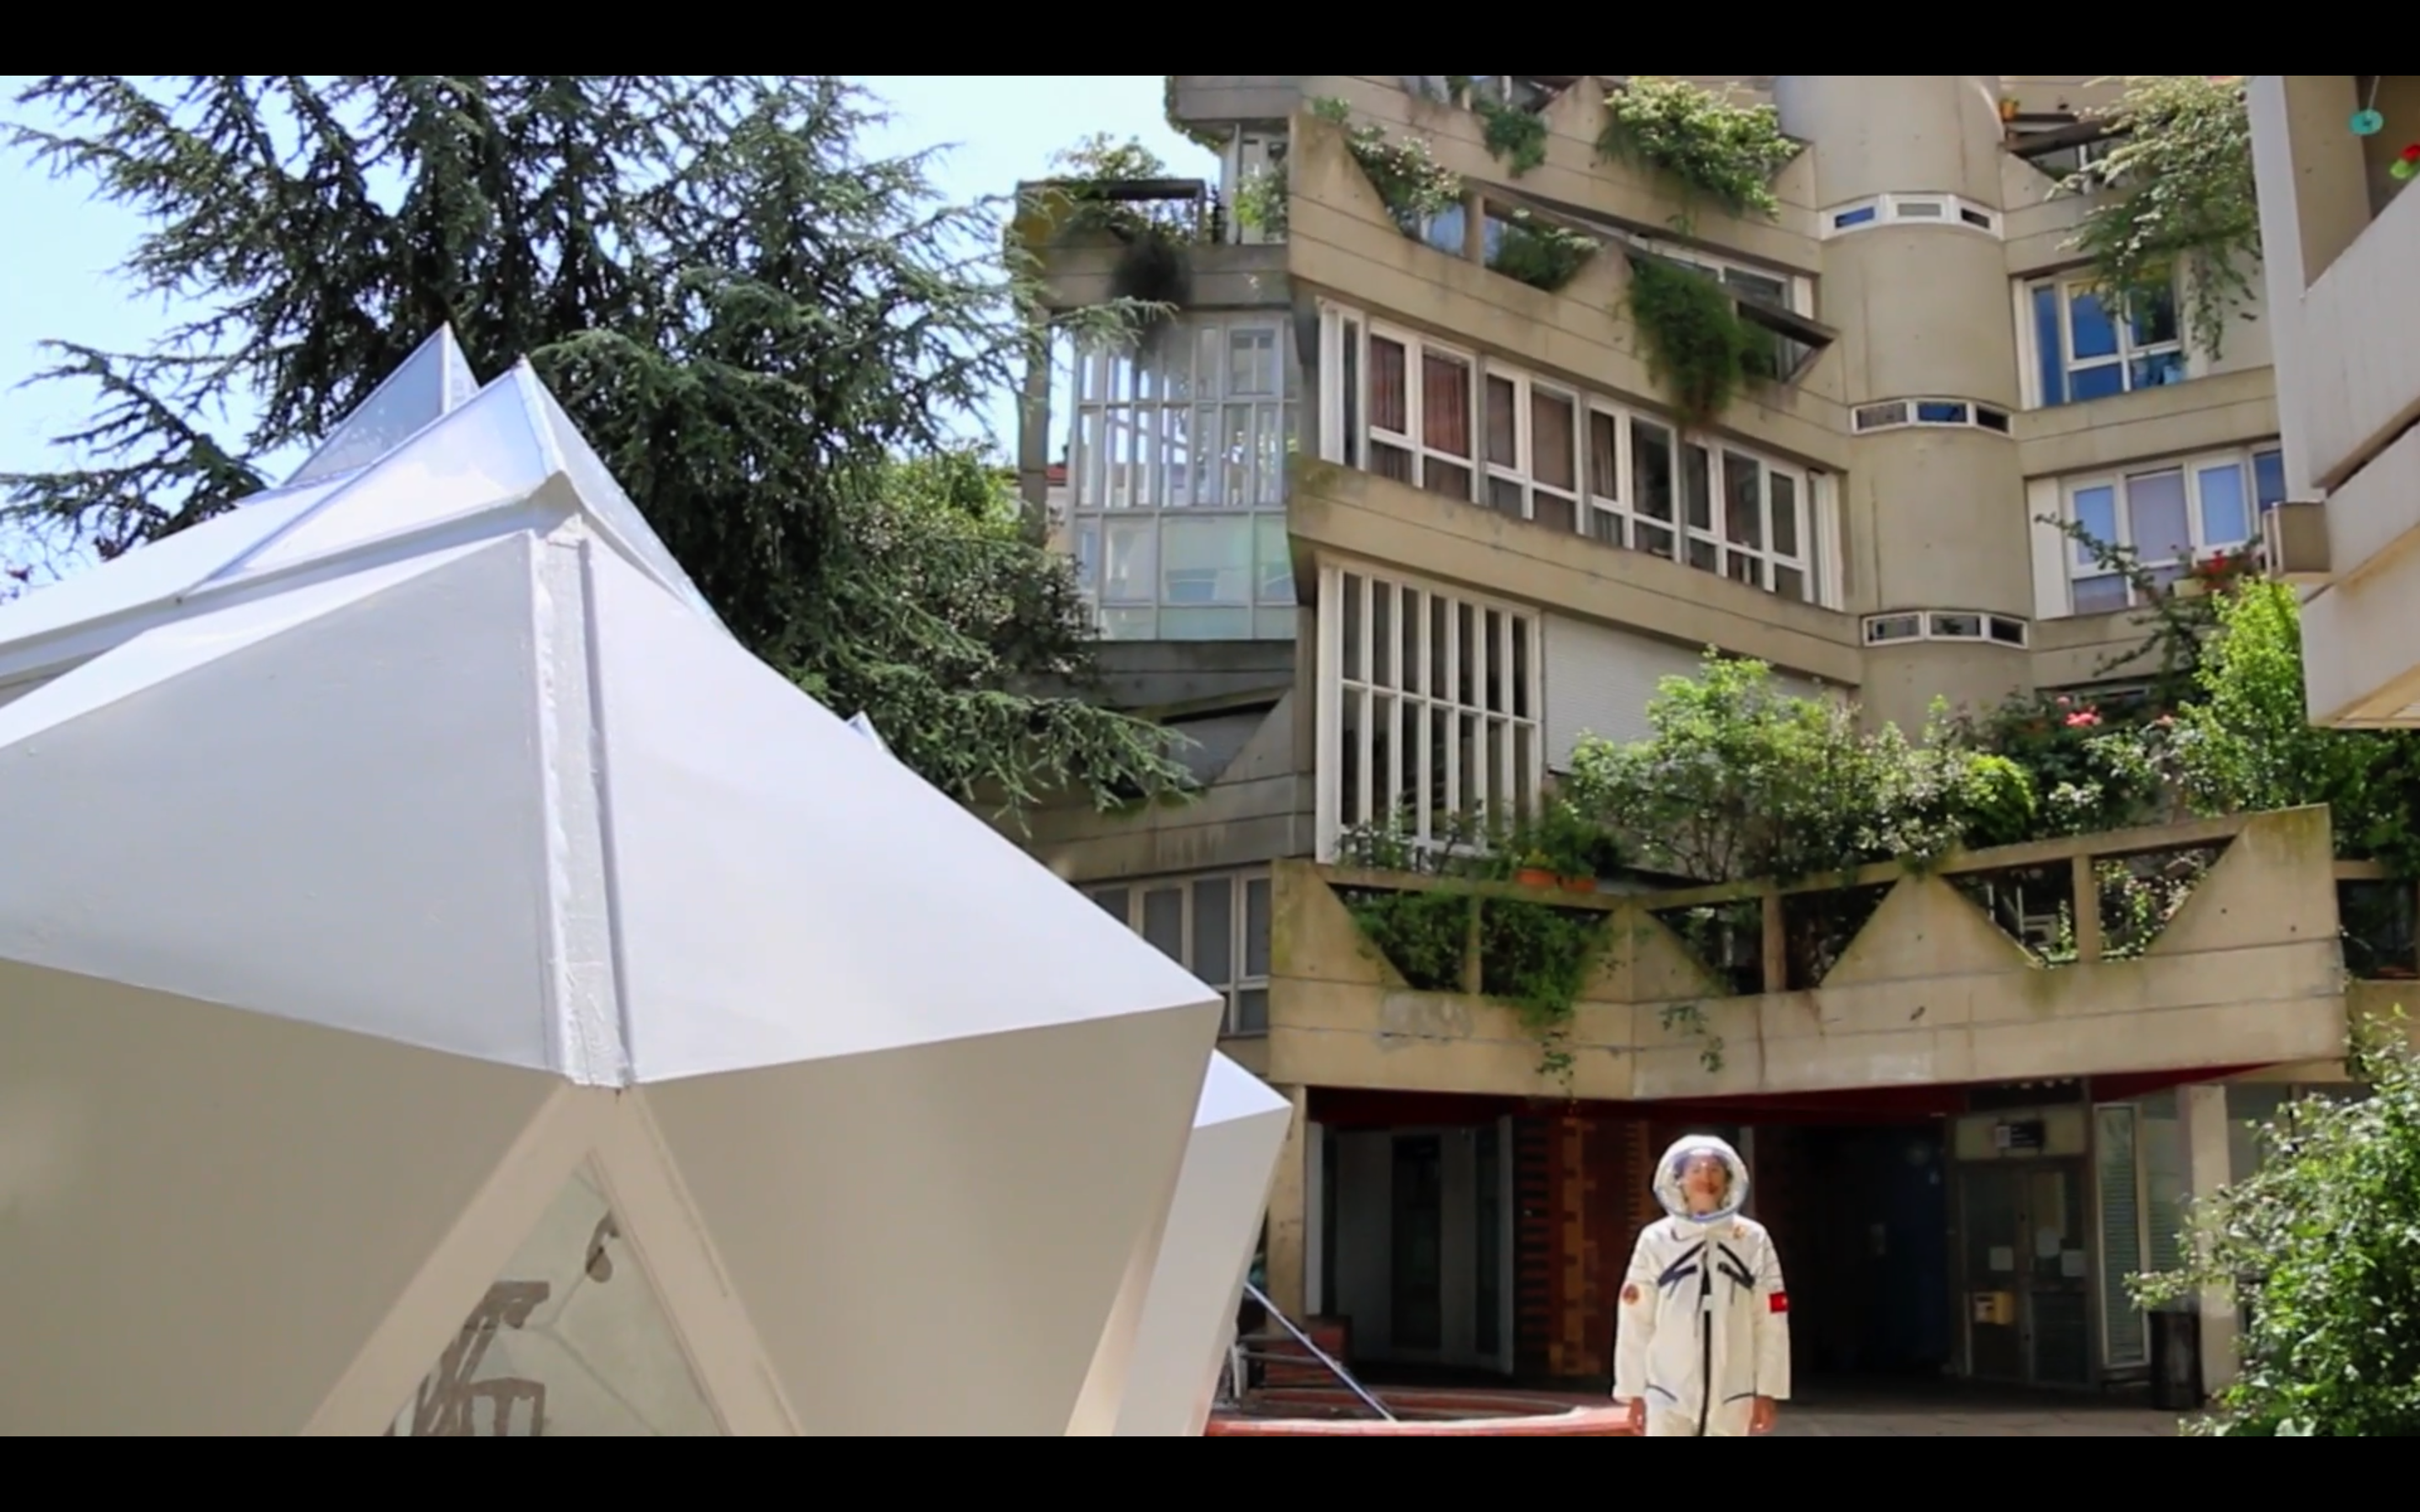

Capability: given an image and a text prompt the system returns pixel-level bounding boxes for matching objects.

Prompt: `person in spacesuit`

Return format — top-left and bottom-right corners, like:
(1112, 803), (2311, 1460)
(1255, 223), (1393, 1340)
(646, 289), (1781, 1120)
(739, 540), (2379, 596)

(1612, 1134), (1790, 1436)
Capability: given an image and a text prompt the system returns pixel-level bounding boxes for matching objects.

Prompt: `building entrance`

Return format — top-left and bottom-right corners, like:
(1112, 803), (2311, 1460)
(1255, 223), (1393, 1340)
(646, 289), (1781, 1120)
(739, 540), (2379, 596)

(1750, 1121), (1951, 1382)
(1947, 1094), (2102, 1389)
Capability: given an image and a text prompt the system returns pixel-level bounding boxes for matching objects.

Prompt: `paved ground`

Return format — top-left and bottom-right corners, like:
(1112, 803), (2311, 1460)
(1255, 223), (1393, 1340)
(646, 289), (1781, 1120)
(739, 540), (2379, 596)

(1305, 1376), (2196, 1437)
(1770, 1389), (2183, 1437)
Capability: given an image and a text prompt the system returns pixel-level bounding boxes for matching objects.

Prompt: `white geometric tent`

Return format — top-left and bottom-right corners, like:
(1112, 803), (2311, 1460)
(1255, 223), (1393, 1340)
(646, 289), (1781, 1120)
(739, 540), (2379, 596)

(0, 328), (1243, 1435)
(1112, 1055), (1292, 1436)
(836, 713), (1292, 1437)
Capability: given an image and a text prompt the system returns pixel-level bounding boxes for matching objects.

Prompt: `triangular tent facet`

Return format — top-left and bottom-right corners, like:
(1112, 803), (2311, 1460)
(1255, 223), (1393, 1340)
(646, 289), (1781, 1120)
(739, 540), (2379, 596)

(582, 544), (1219, 1079)
(0, 480), (338, 661)
(0, 536), (560, 1069)
(224, 372), (555, 580)
(387, 1160), (723, 1436)
(522, 372), (723, 627)
(287, 326), (482, 487)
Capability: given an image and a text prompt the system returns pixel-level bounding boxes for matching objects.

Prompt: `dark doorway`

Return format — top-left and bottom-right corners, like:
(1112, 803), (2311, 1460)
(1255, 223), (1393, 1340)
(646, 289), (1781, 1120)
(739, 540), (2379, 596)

(1759, 1123), (1951, 1379)
(1390, 1135), (1444, 1350)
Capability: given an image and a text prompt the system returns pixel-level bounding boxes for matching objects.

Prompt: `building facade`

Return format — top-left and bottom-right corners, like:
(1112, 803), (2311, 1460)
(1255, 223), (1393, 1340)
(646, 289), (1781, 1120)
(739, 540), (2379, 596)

(1011, 76), (2351, 1401)
(2247, 76), (2420, 726)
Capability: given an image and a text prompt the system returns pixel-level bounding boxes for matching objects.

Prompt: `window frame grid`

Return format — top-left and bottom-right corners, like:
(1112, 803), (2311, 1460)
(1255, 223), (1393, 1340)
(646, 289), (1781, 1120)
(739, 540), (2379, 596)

(1065, 316), (1301, 639)
(1319, 302), (1826, 608)
(1086, 869), (1276, 1037)
(2061, 444), (2283, 614)
(2020, 272), (2189, 410)
(1316, 559), (1544, 862)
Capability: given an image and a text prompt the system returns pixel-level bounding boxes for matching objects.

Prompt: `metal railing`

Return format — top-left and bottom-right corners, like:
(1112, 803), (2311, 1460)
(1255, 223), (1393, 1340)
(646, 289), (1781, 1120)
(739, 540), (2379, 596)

(1222, 1279), (1396, 1421)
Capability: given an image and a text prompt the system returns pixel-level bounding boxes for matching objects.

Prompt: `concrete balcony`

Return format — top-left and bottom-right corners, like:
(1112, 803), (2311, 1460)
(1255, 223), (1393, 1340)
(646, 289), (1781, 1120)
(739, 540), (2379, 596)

(2292, 139), (2420, 493)
(1008, 177), (1290, 316)
(1265, 807), (2347, 1100)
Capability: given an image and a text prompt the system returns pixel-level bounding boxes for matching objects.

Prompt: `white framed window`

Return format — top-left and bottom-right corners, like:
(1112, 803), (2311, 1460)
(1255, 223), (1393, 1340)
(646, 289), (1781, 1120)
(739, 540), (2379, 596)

(1086, 870), (1273, 1035)
(1318, 301), (1829, 607)
(2060, 444), (2282, 613)
(1862, 610), (2029, 648)
(1479, 368), (1584, 528)
(1065, 316), (1299, 640)
(1360, 321), (1478, 501)
(2020, 273), (2186, 409)
(1315, 561), (1544, 861)
(1853, 397), (2012, 434)
(1823, 192), (2002, 239)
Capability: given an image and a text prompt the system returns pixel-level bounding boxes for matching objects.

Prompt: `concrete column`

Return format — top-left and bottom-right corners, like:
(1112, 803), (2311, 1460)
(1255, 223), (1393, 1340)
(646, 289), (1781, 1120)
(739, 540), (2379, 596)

(1015, 343), (1056, 545)
(1772, 76), (2034, 732)
(2249, 76), (2373, 503)
(2181, 1082), (2239, 1394)
(1263, 1084), (1311, 1318)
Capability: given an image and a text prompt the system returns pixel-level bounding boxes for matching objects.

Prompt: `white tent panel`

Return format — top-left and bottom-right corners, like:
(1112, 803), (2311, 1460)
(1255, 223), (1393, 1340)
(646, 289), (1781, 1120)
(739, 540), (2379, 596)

(287, 325), (482, 487)
(1113, 1053), (1292, 1436)
(0, 958), (556, 1436)
(0, 536), (559, 1068)
(639, 1002), (1218, 1435)
(0, 541), (493, 753)
(0, 482), (334, 659)
(227, 374), (555, 580)
(524, 377), (723, 629)
(384, 1159), (723, 1436)
(585, 545), (1222, 1079)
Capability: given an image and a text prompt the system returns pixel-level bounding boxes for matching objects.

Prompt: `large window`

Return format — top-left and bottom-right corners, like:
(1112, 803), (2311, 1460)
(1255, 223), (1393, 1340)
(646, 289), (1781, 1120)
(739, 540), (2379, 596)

(1065, 318), (1299, 641)
(1087, 870), (1273, 1035)
(2024, 274), (2186, 407)
(1319, 303), (1827, 606)
(1317, 563), (1544, 858)
(2061, 444), (2285, 612)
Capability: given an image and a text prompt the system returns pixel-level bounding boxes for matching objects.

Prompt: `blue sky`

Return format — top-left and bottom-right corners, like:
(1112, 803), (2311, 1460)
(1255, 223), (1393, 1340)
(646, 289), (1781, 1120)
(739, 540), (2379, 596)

(0, 75), (1215, 573)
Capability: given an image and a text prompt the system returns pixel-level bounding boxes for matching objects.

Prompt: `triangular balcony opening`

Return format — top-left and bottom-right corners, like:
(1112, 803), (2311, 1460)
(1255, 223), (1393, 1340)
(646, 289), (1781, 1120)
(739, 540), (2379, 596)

(1949, 860), (2079, 963)
(1780, 881), (1895, 990)
(1648, 897), (1765, 997)
(1333, 883), (1472, 992)
(2091, 840), (2230, 961)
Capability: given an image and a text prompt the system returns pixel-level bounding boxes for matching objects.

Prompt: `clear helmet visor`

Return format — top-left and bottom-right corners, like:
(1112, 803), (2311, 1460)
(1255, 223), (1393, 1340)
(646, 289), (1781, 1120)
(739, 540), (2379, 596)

(1653, 1135), (1751, 1223)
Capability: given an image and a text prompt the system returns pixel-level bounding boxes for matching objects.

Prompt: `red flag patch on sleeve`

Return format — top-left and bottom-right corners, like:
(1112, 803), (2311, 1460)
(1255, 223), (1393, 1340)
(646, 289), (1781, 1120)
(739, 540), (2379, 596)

(1768, 1292), (1790, 1315)
(1622, 1283), (1641, 1305)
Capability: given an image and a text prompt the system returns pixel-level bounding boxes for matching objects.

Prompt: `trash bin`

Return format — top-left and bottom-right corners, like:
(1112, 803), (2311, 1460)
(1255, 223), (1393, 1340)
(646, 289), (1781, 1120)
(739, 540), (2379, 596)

(2149, 1309), (2202, 1411)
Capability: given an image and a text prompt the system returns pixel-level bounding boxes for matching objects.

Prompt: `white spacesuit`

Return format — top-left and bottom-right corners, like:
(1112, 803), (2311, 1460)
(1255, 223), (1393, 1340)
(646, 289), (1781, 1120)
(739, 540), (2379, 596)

(1612, 1134), (1791, 1436)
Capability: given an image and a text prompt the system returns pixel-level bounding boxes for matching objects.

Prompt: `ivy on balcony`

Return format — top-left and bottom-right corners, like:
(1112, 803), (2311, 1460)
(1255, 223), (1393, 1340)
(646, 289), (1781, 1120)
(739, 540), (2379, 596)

(2053, 75), (2260, 364)
(1327, 554), (2420, 1085)
(1596, 76), (1800, 227)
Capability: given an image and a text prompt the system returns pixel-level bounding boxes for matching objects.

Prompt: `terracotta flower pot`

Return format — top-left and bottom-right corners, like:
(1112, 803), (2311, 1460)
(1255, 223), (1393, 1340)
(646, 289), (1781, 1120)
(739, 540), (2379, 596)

(1559, 875), (1597, 895)
(1514, 868), (1557, 889)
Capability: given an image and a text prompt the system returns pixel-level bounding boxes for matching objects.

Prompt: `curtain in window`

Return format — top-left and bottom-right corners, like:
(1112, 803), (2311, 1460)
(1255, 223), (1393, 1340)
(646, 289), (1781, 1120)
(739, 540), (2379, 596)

(1370, 339), (1408, 434)
(1423, 354), (1471, 457)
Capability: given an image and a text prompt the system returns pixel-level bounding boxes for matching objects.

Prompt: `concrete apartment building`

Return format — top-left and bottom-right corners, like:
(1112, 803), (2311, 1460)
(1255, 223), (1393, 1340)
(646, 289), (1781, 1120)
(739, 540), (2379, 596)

(2248, 76), (2420, 727)
(1009, 76), (2356, 1402)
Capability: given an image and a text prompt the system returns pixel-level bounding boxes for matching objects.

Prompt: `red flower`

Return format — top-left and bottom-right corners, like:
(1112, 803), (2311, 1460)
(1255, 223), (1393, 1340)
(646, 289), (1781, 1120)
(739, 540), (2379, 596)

(2065, 710), (2101, 728)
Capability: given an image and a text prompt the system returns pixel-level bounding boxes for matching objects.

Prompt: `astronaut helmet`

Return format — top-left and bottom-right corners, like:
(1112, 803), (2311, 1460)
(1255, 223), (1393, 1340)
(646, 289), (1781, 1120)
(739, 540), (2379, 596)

(1653, 1134), (1750, 1224)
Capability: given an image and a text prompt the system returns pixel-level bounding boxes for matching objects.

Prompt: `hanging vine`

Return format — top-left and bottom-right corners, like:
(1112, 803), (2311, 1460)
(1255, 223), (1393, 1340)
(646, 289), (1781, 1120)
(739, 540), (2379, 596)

(1597, 76), (1800, 226)
(2054, 75), (2260, 363)
(1336, 805), (1620, 1084)
(1622, 255), (1777, 429)
(1313, 97), (1465, 234)
(1476, 97), (1550, 177)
